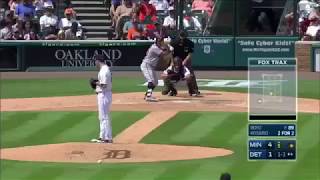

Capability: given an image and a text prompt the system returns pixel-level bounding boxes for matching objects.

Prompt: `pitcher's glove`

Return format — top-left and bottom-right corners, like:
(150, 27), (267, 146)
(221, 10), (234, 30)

(89, 78), (98, 89)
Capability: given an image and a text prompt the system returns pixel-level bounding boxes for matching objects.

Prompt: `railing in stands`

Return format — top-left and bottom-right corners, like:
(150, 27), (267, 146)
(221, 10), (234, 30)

(203, 0), (220, 35)
(276, 0), (293, 36)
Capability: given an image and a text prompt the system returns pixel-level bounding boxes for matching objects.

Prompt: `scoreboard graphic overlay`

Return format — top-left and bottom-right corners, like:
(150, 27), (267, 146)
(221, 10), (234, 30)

(248, 58), (297, 161)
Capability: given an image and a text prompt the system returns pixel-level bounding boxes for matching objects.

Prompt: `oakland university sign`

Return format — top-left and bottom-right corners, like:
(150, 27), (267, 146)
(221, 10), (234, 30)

(54, 49), (122, 67)
(24, 45), (150, 69)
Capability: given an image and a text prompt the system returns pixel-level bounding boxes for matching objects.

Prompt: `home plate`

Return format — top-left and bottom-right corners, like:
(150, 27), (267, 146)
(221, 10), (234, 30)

(172, 100), (192, 103)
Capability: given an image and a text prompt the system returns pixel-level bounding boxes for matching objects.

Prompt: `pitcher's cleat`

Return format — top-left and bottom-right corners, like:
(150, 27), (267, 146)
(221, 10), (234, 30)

(90, 138), (103, 143)
(145, 96), (159, 102)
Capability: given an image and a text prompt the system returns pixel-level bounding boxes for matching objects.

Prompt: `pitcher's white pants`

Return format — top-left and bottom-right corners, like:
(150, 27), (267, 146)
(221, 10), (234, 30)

(97, 91), (112, 140)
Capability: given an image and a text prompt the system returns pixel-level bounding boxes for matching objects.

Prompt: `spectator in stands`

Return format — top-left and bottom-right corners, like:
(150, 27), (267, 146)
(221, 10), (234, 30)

(12, 26), (24, 39)
(12, 17), (25, 39)
(15, 0), (35, 20)
(110, 0), (122, 27)
(8, 0), (21, 14)
(137, 0), (157, 24)
(149, 0), (169, 11)
(114, 0), (133, 38)
(123, 13), (139, 38)
(247, 0), (277, 33)
(167, 0), (174, 6)
(64, 0), (72, 8)
(285, 12), (294, 35)
(24, 20), (39, 39)
(0, 19), (14, 39)
(58, 8), (82, 38)
(39, 3), (57, 32)
(163, 6), (175, 29)
(43, 25), (57, 39)
(304, 15), (320, 40)
(183, 11), (202, 32)
(114, 0), (133, 22)
(64, 21), (79, 39)
(3, 10), (15, 23)
(309, 4), (320, 21)
(191, 0), (214, 17)
(146, 21), (164, 39)
(299, 0), (317, 14)
(34, 0), (54, 17)
(127, 18), (145, 40)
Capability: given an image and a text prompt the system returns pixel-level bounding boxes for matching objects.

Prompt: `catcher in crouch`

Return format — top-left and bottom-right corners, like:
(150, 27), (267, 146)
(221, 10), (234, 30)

(161, 57), (192, 96)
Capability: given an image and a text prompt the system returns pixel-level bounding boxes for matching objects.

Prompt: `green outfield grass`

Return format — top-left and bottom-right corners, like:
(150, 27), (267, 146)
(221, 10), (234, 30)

(1, 78), (319, 99)
(0, 111), (148, 148)
(1, 111), (319, 180)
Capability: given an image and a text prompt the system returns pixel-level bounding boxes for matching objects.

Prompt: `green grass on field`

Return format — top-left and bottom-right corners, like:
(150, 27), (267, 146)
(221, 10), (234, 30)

(0, 111), (148, 148)
(141, 112), (320, 180)
(0, 77), (146, 99)
(1, 111), (319, 180)
(0, 78), (319, 99)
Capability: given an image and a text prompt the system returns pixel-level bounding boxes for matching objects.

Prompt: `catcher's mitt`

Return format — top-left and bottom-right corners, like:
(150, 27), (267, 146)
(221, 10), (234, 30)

(167, 70), (181, 82)
(89, 78), (98, 89)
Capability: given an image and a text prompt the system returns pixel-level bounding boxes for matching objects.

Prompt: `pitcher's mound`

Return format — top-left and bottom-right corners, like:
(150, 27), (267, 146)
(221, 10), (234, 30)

(1, 142), (233, 163)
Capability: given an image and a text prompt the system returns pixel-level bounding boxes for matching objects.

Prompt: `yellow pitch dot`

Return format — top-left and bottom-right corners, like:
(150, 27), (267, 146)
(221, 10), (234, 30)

(289, 144), (295, 148)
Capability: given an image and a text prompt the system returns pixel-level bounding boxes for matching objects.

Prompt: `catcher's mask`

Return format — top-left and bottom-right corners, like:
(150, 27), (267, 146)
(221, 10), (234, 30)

(172, 57), (182, 72)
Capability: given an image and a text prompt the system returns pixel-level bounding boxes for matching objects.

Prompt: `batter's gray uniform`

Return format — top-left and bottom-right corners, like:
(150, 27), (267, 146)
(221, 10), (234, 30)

(140, 43), (164, 99)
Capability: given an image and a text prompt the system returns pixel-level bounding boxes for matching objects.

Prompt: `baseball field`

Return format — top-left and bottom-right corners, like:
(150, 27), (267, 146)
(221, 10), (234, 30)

(0, 71), (319, 180)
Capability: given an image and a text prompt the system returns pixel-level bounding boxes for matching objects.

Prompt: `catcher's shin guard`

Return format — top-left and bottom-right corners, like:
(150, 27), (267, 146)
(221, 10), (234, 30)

(168, 88), (177, 96)
(187, 75), (199, 95)
(162, 78), (175, 95)
(186, 66), (199, 95)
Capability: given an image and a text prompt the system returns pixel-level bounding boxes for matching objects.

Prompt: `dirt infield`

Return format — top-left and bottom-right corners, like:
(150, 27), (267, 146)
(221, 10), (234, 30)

(1, 143), (233, 163)
(1, 91), (318, 113)
(1, 90), (318, 163)
(1, 71), (319, 80)
(0, 69), (319, 164)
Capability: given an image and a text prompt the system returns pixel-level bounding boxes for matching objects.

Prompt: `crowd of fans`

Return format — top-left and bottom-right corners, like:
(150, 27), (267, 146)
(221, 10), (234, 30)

(297, 0), (320, 40)
(0, 0), (84, 40)
(111, 0), (215, 40)
(1, 0), (318, 41)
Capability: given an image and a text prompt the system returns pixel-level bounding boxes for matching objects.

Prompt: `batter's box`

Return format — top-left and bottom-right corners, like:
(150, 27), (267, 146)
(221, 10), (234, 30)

(262, 74), (283, 103)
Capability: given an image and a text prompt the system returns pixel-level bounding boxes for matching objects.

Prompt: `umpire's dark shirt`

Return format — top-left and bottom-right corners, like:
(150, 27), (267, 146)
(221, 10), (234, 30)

(170, 38), (194, 64)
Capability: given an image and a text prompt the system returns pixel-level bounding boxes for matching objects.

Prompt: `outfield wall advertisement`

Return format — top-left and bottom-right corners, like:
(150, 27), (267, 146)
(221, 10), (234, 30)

(22, 41), (150, 69)
(0, 38), (298, 71)
(189, 37), (234, 67)
(235, 37), (298, 66)
(24, 46), (149, 68)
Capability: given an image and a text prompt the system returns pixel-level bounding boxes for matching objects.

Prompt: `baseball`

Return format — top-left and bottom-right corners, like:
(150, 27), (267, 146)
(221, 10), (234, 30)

(258, 99), (263, 104)
(97, 159), (102, 163)
(269, 92), (273, 96)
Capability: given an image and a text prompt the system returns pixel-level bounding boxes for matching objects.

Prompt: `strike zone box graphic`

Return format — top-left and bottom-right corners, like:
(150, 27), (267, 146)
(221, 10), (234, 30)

(247, 57), (298, 161)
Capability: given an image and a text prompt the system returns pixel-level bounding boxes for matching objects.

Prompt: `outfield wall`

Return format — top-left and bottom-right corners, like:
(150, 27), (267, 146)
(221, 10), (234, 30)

(0, 37), (301, 71)
(295, 41), (320, 72)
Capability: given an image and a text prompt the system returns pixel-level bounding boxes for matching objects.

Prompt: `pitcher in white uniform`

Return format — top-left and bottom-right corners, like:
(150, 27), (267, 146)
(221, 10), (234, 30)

(140, 37), (170, 101)
(91, 55), (113, 143)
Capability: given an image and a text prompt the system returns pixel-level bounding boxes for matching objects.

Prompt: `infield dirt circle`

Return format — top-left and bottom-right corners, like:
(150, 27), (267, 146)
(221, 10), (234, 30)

(1, 91), (318, 163)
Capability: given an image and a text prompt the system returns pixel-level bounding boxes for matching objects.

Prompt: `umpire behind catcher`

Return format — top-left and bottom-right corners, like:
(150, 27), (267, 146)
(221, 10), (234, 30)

(165, 30), (200, 96)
